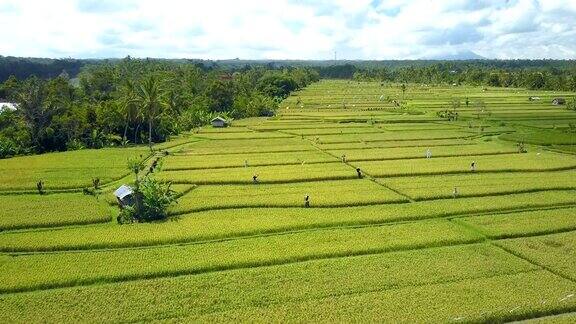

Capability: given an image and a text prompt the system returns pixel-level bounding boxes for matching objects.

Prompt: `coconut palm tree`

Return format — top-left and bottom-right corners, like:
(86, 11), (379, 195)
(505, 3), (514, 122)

(118, 80), (140, 145)
(136, 75), (164, 151)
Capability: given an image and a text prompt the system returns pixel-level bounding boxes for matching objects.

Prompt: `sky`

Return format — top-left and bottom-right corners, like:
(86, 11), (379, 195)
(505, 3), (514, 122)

(0, 0), (575, 60)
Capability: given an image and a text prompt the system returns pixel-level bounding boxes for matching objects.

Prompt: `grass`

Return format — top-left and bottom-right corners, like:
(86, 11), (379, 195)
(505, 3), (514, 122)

(457, 207), (576, 238)
(0, 193), (111, 230)
(354, 151), (576, 178)
(497, 231), (576, 281)
(310, 129), (469, 144)
(171, 179), (407, 213)
(380, 122), (463, 131)
(0, 219), (481, 293)
(250, 122), (372, 131)
(0, 147), (149, 191)
(1, 80), (576, 322)
(327, 142), (517, 162)
(196, 126), (253, 133)
(2, 268), (574, 323)
(194, 131), (293, 140)
(157, 161), (356, 184)
(164, 150), (336, 170)
(522, 312), (576, 323)
(501, 129), (576, 146)
(316, 138), (475, 150)
(197, 271), (576, 323)
(176, 137), (311, 155)
(283, 127), (383, 136)
(383, 170), (576, 200)
(1, 190), (574, 252)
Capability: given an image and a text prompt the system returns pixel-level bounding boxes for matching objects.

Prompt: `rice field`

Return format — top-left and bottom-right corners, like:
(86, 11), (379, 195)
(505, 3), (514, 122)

(0, 147), (150, 191)
(164, 150), (335, 170)
(0, 193), (111, 230)
(171, 179), (408, 213)
(384, 170), (576, 200)
(1, 80), (576, 322)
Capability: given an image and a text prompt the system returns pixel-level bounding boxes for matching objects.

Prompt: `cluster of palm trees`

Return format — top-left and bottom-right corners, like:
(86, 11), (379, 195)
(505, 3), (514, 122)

(119, 75), (172, 151)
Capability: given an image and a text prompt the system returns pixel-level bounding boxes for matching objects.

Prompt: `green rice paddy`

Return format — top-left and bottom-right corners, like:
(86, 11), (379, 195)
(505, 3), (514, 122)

(1, 80), (575, 322)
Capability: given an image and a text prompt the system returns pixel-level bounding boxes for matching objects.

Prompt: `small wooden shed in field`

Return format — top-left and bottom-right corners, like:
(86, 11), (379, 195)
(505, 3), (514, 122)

(552, 97), (566, 105)
(114, 185), (134, 208)
(211, 116), (228, 128)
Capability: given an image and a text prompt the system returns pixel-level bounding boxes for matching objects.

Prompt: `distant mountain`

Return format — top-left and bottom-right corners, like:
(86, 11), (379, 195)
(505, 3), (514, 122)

(422, 50), (487, 60)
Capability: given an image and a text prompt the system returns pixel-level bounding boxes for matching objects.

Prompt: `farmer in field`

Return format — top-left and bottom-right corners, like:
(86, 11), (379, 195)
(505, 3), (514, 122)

(517, 141), (526, 153)
(244, 160), (249, 167)
(342, 154), (347, 163)
(470, 161), (476, 172)
(92, 177), (100, 190)
(426, 148), (432, 159)
(36, 180), (44, 195)
(453, 186), (458, 198)
(252, 174), (259, 183)
(356, 168), (363, 178)
(304, 194), (310, 208)
(149, 159), (158, 173)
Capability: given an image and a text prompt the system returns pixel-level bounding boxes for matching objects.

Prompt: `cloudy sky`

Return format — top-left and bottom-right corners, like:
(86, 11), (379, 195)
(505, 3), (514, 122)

(0, 0), (575, 60)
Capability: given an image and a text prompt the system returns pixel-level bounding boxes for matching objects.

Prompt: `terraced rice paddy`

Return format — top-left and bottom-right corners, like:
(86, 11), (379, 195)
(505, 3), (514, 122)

(0, 147), (150, 191)
(1, 80), (576, 322)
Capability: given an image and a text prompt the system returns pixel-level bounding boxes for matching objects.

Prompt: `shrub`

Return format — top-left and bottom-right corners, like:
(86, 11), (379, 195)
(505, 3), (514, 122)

(118, 205), (137, 224)
(66, 139), (85, 151)
(127, 156), (146, 182)
(137, 177), (177, 222)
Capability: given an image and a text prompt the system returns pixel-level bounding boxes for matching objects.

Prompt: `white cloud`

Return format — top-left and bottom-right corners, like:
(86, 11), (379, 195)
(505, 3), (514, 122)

(0, 0), (574, 59)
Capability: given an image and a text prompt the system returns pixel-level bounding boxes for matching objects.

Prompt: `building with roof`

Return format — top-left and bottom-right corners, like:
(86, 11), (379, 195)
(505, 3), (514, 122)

(114, 185), (135, 208)
(211, 116), (228, 128)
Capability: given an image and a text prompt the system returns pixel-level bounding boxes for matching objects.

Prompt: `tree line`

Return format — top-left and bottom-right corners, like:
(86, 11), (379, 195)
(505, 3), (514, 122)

(327, 62), (576, 91)
(0, 58), (319, 157)
(2, 56), (575, 89)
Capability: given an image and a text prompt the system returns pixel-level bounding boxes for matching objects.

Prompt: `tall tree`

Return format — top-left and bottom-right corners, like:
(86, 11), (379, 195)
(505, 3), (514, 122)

(137, 75), (164, 151)
(118, 80), (140, 144)
(13, 77), (61, 152)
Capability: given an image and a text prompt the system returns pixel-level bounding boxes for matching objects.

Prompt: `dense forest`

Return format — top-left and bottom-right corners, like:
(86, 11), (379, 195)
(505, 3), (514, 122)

(2, 56), (576, 91)
(347, 63), (576, 91)
(0, 57), (319, 157)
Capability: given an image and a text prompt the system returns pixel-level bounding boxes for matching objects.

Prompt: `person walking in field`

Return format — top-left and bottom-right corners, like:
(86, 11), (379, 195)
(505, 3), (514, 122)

(36, 180), (44, 195)
(149, 158), (158, 173)
(342, 154), (347, 163)
(517, 141), (526, 153)
(426, 148), (432, 159)
(470, 161), (476, 172)
(453, 186), (458, 198)
(356, 168), (363, 178)
(244, 160), (249, 167)
(304, 194), (310, 208)
(252, 174), (259, 183)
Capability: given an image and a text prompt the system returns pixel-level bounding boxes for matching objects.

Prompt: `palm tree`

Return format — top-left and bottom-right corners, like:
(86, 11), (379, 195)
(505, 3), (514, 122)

(136, 75), (164, 151)
(400, 83), (407, 101)
(118, 80), (140, 145)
